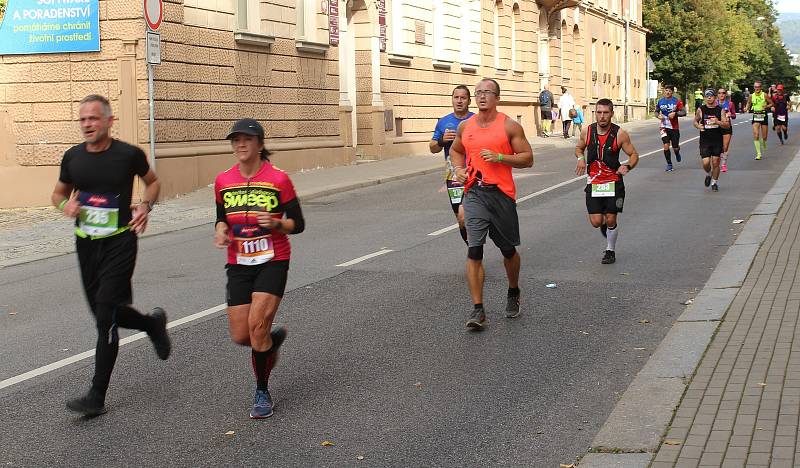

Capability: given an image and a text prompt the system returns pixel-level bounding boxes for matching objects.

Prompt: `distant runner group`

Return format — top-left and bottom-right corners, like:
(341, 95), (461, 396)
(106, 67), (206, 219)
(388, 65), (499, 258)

(51, 77), (791, 419)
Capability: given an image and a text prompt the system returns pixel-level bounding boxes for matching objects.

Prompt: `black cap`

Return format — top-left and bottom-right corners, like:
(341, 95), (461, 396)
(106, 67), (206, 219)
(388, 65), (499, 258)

(226, 118), (264, 139)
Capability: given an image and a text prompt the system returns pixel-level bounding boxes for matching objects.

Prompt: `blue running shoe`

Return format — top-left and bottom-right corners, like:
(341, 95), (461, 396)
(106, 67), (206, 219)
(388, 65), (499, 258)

(665, 164), (673, 172)
(249, 389), (274, 419)
(675, 152), (682, 163)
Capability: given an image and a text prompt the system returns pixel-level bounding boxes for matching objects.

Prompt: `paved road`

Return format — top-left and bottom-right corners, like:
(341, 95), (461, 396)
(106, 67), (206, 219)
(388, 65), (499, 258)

(1, 116), (798, 467)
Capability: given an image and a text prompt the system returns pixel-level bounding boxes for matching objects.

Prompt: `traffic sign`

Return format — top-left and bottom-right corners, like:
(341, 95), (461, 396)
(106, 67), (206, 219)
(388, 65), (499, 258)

(145, 0), (163, 31)
(146, 31), (161, 65)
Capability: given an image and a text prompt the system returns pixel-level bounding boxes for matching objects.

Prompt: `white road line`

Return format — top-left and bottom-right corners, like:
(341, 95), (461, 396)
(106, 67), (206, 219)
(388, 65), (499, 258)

(427, 134), (702, 236)
(336, 249), (393, 267)
(0, 303), (227, 391)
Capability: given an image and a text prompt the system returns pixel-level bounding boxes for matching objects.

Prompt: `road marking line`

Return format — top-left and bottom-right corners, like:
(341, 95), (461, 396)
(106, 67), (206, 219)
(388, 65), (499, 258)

(0, 303), (228, 391)
(336, 249), (393, 267)
(427, 134), (702, 236)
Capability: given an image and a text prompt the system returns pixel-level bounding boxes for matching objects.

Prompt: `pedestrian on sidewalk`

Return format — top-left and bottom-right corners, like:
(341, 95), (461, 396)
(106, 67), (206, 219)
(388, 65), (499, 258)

(449, 78), (533, 330)
(575, 98), (639, 265)
(430, 85), (475, 244)
(214, 118), (305, 419)
(558, 87), (577, 139)
(51, 94), (171, 417)
(551, 106), (559, 137)
(571, 105), (585, 137)
(539, 84), (554, 137)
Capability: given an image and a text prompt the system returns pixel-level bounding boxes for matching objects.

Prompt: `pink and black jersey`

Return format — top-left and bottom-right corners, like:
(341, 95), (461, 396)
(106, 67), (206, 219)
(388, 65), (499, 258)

(215, 161), (297, 265)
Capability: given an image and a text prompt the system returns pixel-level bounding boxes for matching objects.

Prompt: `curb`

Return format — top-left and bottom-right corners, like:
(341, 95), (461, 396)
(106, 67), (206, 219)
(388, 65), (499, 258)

(578, 147), (800, 467)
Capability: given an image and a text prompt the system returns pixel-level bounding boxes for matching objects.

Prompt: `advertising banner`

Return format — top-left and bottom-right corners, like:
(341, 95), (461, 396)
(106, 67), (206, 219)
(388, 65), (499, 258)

(0, 0), (100, 55)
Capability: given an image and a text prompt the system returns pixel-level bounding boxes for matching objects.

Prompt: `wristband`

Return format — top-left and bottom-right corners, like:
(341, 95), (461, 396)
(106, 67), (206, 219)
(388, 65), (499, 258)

(57, 199), (67, 211)
(497, 153), (503, 162)
(577, 156), (585, 161)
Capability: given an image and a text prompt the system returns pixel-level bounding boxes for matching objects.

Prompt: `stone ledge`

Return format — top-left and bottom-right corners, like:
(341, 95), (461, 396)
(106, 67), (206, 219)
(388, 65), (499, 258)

(295, 40), (330, 55)
(234, 31), (275, 47)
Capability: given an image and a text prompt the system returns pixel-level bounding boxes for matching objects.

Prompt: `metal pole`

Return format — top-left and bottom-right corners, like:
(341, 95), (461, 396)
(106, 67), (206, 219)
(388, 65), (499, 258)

(147, 62), (156, 169)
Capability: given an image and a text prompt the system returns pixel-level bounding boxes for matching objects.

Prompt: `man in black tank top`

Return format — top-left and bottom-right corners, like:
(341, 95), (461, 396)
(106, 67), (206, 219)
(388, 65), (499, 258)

(575, 99), (640, 265)
(693, 89), (731, 192)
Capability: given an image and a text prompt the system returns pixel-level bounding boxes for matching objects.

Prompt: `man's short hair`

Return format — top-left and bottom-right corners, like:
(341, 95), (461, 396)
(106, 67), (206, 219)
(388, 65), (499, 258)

(453, 85), (471, 98)
(561, 86), (567, 93)
(664, 85), (675, 91)
(479, 78), (501, 96)
(596, 98), (614, 111)
(80, 94), (113, 117)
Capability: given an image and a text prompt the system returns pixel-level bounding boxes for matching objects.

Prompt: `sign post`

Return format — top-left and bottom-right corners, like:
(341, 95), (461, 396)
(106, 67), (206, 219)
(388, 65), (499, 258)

(144, 0), (163, 169)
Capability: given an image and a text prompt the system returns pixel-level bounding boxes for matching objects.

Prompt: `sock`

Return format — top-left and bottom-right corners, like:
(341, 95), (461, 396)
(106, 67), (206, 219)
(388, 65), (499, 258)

(778, 132), (784, 144)
(606, 224), (619, 251)
(474, 303), (484, 310)
(721, 152), (727, 163)
(663, 149), (672, 164)
(754, 140), (762, 157)
(784, 130), (788, 139)
(675, 149), (682, 160)
(252, 350), (270, 391)
(459, 226), (468, 244)
(762, 138), (767, 150)
(508, 287), (520, 297)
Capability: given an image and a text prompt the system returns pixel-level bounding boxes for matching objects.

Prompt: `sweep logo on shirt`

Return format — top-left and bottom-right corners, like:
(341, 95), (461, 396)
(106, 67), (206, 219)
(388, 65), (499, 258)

(221, 187), (280, 213)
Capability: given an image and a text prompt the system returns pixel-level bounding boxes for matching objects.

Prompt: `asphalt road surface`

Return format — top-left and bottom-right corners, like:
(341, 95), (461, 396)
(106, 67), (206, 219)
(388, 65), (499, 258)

(1, 116), (798, 467)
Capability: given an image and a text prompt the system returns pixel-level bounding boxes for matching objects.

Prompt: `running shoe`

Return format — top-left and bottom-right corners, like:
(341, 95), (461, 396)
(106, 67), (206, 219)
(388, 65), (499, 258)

(755, 155), (762, 160)
(66, 392), (107, 417)
(675, 152), (682, 163)
(665, 164), (673, 172)
(249, 389), (274, 419)
(505, 293), (521, 319)
(712, 183), (719, 192)
(601, 250), (616, 264)
(704, 175), (712, 187)
(148, 307), (171, 360)
(721, 162), (727, 173)
(600, 222), (608, 238)
(466, 307), (486, 330)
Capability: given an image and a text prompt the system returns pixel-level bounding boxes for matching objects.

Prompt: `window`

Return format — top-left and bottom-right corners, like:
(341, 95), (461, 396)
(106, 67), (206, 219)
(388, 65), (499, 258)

(236, 0), (260, 32)
(538, 10), (549, 78)
(629, 0), (638, 23)
(391, 0), (407, 54)
(460, 0), (481, 67)
(493, 1), (502, 70)
(512, 4), (520, 70)
(296, 0), (317, 41)
(433, 0), (445, 59)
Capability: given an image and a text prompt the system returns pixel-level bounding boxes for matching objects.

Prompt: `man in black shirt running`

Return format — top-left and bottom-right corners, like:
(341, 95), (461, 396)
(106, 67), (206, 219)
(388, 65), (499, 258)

(51, 94), (171, 417)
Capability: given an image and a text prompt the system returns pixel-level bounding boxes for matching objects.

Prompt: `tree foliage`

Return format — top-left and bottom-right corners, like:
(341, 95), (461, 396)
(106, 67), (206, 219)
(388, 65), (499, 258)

(644, 0), (799, 94)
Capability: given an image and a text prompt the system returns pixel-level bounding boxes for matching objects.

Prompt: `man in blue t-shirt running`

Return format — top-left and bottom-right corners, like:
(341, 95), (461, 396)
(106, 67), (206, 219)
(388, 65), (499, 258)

(655, 85), (686, 172)
(430, 85), (475, 244)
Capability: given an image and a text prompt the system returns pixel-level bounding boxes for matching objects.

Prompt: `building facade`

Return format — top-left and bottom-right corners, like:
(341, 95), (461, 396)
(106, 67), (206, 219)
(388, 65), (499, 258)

(0, 0), (646, 207)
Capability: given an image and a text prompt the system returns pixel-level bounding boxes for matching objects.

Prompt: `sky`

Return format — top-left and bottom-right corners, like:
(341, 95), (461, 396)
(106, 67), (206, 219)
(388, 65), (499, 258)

(775, 0), (800, 14)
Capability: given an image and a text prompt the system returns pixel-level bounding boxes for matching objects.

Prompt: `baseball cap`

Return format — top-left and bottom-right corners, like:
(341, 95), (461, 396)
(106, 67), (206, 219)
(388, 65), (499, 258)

(777, 84), (784, 90)
(226, 118), (264, 139)
(703, 89), (715, 98)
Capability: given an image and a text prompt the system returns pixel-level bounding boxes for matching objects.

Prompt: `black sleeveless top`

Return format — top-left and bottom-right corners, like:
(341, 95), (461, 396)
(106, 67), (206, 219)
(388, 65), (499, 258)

(699, 105), (723, 143)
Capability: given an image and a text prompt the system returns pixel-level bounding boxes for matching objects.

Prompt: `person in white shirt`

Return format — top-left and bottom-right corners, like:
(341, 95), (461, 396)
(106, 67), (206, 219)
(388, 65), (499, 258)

(558, 87), (577, 139)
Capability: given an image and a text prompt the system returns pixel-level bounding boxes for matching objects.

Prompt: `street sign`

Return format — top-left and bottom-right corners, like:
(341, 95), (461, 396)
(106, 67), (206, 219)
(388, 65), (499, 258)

(145, 0), (163, 31)
(146, 31), (161, 64)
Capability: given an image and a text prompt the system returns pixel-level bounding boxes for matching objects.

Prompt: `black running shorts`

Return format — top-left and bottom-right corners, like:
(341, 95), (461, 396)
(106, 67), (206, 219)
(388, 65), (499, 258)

(660, 128), (680, 148)
(226, 260), (290, 306)
(699, 140), (723, 158)
(463, 186), (520, 249)
(752, 113), (768, 126)
(775, 114), (788, 127)
(721, 126), (732, 136)
(585, 184), (625, 214)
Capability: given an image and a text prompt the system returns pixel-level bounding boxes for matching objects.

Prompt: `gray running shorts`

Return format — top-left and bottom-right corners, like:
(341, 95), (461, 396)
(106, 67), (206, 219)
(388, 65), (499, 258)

(463, 186), (520, 249)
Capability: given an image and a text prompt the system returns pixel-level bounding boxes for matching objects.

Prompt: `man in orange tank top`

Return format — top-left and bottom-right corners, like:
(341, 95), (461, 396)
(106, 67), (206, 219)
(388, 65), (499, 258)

(449, 78), (534, 330)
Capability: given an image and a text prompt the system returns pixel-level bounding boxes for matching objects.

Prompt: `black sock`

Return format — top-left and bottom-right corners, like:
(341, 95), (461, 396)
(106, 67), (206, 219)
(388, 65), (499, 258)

(459, 227), (468, 244)
(675, 149), (682, 159)
(252, 350), (269, 391)
(778, 132), (784, 143)
(508, 287), (520, 296)
(664, 150), (672, 164)
(474, 303), (484, 310)
(784, 130), (788, 139)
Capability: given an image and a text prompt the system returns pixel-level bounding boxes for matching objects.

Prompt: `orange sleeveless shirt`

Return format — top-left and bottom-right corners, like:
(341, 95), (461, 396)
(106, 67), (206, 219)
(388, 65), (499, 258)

(462, 113), (516, 199)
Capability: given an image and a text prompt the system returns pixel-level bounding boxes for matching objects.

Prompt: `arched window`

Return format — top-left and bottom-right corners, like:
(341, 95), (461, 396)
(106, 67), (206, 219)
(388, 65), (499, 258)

(512, 3), (520, 70)
(493, 1), (502, 70)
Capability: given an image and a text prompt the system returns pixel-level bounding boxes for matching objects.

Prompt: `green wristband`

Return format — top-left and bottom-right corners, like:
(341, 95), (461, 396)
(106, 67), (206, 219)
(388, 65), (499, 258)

(577, 156), (585, 161)
(57, 199), (67, 211)
(497, 153), (504, 162)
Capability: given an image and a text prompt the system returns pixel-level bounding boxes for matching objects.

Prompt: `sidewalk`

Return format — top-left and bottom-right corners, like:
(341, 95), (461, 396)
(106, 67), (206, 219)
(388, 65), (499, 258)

(0, 117), (655, 269)
(649, 162), (800, 466)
